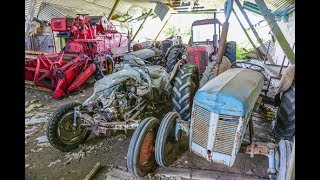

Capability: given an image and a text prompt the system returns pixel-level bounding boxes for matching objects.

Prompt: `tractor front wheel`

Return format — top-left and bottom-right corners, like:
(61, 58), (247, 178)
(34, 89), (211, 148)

(127, 117), (160, 177)
(46, 102), (91, 152)
(155, 111), (181, 167)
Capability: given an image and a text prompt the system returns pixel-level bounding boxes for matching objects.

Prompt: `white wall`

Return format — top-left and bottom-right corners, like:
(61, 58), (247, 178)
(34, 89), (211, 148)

(273, 10), (295, 65)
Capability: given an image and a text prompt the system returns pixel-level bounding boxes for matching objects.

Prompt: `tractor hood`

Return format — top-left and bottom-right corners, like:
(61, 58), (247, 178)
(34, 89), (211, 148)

(194, 68), (264, 117)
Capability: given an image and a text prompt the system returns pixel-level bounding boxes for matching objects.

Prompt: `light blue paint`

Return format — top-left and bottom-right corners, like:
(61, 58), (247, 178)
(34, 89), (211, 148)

(194, 68), (264, 116)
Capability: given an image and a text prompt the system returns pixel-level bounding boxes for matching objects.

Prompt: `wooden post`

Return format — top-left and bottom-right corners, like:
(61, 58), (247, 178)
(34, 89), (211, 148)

(154, 14), (172, 41)
(235, 0), (275, 64)
(25, 0), (38, 40)
(232, 9), (262, 59)
(107, 0), (121, 20)
(254, 0), (295, 64)
(132, 9), (153, 42)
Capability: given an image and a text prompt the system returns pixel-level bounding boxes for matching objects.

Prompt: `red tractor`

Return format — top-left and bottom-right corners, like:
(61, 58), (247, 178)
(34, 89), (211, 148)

(25, 14), (129, 99)
(185, 17), (236, 87)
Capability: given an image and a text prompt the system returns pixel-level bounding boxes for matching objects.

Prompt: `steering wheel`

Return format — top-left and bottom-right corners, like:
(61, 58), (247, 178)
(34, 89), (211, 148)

(235, 61), (265, 73)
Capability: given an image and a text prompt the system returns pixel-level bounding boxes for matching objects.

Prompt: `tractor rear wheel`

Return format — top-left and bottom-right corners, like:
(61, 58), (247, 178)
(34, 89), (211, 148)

(199, 60), (217, 88)
(47, 102), (91, 152)
(127, 117), (160, 177)
(273, 83), (295, 140)
(173, 63), (199, 121)
(224, 41), (236, 64)
(165, 47), (184, 73)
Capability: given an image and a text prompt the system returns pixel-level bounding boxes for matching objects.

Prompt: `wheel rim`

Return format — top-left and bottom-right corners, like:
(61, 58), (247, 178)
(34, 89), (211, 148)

(57, 111), (88, 145)
(139, 129), (156, 169)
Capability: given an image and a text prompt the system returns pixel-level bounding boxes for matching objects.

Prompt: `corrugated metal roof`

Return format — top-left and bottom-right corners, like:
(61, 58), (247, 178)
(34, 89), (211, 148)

(25, 0), (295, 21)
(38, 3), (65, 21)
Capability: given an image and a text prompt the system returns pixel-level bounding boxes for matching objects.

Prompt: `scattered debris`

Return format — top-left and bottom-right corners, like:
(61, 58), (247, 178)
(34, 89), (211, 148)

(47, 159), (61, 167)
(246, 169), (253, 175)
(116, 134), (127, 142)
(25, 126), (37, 133)
(31, 148), (43, 152)
(37, 142), (51, 148)
(25, 116), (49, 126)
(105, 165), (134, 180)
(35, 135), (48, 143)
(83, 162), (101, 180)
(65, 150), (86, 162)
(25, 103), (43, 113)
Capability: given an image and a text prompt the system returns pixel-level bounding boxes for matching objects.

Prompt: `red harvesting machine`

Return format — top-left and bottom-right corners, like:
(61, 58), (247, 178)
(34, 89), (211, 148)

(25, 14), (129, 99)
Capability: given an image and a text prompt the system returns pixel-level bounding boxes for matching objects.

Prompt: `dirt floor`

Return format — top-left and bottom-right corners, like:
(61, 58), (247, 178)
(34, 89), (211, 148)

(25, 79), (278, 180)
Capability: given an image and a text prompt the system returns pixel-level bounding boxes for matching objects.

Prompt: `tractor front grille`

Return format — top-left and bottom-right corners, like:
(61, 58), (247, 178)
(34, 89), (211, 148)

(192, 104), (211, 148)
(213, 115), (239, 155)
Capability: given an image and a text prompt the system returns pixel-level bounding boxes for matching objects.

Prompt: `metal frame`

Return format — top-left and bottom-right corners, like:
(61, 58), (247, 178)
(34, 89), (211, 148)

(234, 0), (275, 64)
(254, 0), (295, 64)
(132, 9), (153, 41)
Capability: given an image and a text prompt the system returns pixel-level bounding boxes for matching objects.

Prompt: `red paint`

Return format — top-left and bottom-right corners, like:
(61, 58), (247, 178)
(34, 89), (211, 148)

(25, 14), (130, 99)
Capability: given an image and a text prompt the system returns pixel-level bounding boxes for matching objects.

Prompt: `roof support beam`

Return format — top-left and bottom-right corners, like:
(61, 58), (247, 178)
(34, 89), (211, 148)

(235, 0), (275, 64)
(108, 0), (121, 20)
(25, 0), (38, 41)
(254, 0), (295, 64)
(132, 9), (153, 42)
(154, 14), (172, 41)
(232, 9), (262, 59)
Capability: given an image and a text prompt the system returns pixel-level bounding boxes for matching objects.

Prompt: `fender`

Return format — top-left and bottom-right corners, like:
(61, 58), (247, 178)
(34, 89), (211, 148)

(274, 64), (295, 106)
(276, 64), (295, 94)
(217, 56), (232, 76)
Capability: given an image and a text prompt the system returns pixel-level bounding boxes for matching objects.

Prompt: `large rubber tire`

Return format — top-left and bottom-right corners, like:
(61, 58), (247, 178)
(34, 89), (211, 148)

(127, 117), (160, 177)
(273, 83), (295, 140)
(47, 102), (91, 152)
(199, 60), (217, 88)
(224, 41), (236, 64)
(277, 139), (293, 180)
(165, 47), (184, 73)
(155, 112), (180, 167)
(173, 64), (199, 121)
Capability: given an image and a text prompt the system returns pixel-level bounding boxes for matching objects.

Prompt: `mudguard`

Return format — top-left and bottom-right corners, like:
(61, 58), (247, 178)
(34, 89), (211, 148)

(274, 65), (295, 106)
(277, 65), (295, 94)
(217, 56), (232, 76)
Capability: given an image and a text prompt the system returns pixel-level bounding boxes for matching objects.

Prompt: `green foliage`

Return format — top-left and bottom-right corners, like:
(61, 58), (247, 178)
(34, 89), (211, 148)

(236, 46), (247, 60)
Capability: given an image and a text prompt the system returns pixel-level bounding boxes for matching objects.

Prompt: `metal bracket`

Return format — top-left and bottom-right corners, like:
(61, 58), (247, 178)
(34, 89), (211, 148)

(175, 119), (190, 141)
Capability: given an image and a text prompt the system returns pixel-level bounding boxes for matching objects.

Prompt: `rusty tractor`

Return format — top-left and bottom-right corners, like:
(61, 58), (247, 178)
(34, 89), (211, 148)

(46, 53), (200, 177)
(25, 14), (130, 99)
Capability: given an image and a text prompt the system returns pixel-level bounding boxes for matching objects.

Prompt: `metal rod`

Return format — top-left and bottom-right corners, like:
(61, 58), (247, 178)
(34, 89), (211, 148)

(235, 0), (275, 64)
(232, 9), (262, 59)
(132, 9), (153, 42)
(254, 0), (295, 64)
(154, 14), (172, 41)
(279, 43), (295, 75)
(214, 12), (217, 36)
(107, 0), (121, 20)
(25, 0), (38, 40)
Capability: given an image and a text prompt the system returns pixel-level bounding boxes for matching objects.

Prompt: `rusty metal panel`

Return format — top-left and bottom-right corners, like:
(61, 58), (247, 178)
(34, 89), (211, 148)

(192, 104), (211, 148)
(212, 115), (239, 155)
